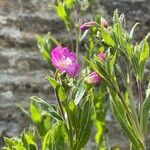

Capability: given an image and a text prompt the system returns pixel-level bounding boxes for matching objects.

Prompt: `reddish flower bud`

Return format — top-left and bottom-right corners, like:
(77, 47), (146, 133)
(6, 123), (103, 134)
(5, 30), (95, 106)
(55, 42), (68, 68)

(101, 17), (108, 28)
(98, 52), (106, 61)
(85, 72), (102, 84)
(80, 21), (97, 31)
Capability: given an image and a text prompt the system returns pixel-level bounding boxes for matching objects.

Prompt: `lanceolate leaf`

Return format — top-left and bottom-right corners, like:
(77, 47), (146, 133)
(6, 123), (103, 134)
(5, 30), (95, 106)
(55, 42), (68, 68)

(21, 131), (38, 150)
(56, 1), (67, 21)
(65, 0), (76, 8)
(101, 27), (115, 47)
(73, 95), (95, 150)
(139, 39), (149, 80)
(36, 35), (52, 62)
(129, 23), (139, 39)
(47, 76), (59, 89)
(110, 91), (142, 147)
(141, 82), (150, 133)
(57, 86), (67, 102)
(30, 96), (63, 121)
(30, 100), (41, 123)
(42, 122), (68, 150)
(74, 81), (86, 105)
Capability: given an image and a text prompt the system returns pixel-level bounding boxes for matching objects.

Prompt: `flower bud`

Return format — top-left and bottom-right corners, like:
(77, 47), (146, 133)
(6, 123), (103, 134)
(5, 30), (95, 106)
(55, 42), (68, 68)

(96, 31), (101, 38)
(98, 52), (106, 61)
(80, 21), (97, 31)
(101, 17), (108, 28)
(85, 72), (102, 84)
(119, 14), (125, 23)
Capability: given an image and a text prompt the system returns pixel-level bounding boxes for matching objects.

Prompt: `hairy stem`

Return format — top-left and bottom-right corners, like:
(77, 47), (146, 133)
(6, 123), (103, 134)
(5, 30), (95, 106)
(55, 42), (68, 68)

(75, 5), (81, 60)
(54, 71), (65, 121)
(54, 89), (65, 121)
(137, 80), (143, 109)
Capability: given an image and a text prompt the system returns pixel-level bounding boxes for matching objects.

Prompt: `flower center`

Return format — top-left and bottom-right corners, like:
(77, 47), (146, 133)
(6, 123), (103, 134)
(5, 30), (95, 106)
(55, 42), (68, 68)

(59, 57), (72, 68)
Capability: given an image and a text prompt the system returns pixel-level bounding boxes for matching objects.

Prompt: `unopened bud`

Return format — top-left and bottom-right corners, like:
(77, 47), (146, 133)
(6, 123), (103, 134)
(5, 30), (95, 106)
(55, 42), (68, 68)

(80, 21), (97, 31)
(119, 14), (125, 23)
(101, 17), (108, 28)
(98, 52), (106, 61)
(96, 31), (101, 38)
(85, 72), (102, 84)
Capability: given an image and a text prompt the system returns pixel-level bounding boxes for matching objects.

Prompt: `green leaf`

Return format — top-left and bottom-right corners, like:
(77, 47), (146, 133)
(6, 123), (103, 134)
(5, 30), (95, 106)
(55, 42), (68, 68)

(129, 23), (139, 39)
(113, 9), (119, 25)
(139, 39), (149, 80)
(48, 76), (67, 102)
(101, 27), (115, 47)
(110, 91), (142, 147)
(30, 101), (41, 123)
(3, 138), (15, 149)
(47, 76), (59, 89)
(140, 40), (149, 63)
(131, 53), (139, 79)
(57, 86), (67, 101)
(73, 95), (95, 149)
(107, 51), (117, 75)
(3, 137), (26, 150)
(74, 81), (86, 105)
(65, 0), (75, 8)
(21, 131), (37, 150)
(36, 35), (52, 62)
(65, 100), (78, 133)
(56, 1), (67, 21)
(141, 82), (150, 133)
(42, 122), (68, 150)
(30, 96), (63, 121)
(30, 99), (51, 136)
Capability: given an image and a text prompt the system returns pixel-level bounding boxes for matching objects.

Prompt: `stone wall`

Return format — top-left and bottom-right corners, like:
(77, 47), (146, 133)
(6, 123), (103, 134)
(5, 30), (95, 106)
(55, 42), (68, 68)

(0, 0), (149, 149)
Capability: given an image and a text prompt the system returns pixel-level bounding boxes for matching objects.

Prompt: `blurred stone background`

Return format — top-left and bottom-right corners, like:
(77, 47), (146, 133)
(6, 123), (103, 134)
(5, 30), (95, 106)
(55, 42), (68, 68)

(0, 0), (149, 149)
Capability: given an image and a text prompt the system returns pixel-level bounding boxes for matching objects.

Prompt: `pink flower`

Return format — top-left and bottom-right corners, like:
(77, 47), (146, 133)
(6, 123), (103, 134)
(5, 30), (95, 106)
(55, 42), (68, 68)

(85, 72), (102, 84)
(80, 21), (97, 30)
(98, 52), (106, 61)
(51, 46), (80, 77)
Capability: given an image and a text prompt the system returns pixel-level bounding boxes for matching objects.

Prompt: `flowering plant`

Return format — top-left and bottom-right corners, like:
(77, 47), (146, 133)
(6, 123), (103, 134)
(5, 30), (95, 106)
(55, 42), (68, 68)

(3, 1), (150, 150)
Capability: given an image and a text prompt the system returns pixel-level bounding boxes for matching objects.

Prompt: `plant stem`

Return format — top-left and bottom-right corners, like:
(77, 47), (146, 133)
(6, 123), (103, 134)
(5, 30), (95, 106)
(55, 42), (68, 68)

(75, 5), (80, 60)
(67, 115), (73, 147)
(137, 80), (143, 109)
(54, 71), (65, 121)
(54, 89), (66, 121)
(76, 28), (79, 59)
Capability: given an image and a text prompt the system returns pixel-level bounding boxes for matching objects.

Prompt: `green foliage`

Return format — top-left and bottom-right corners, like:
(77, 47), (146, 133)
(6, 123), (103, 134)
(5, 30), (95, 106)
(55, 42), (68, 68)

(87, 9), (150, 149)
(3, 130), (38, 150)
(72, 93), (95, 150)
(141, 82), (150, 133)
(30, 97), (51, 136)
(42, 122), (68, 150)
(101, 27), (115, 47)
(94, 86), (108, 149)
(30, 96), (63, 122)
(131, 37), (149, 80)
(3, 0), (150, 149)
(36, 33), (60, 63)
(74, 80), (86, 105)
